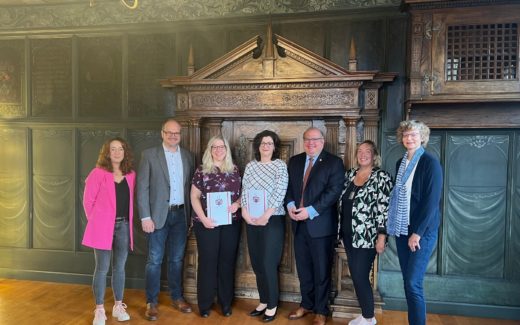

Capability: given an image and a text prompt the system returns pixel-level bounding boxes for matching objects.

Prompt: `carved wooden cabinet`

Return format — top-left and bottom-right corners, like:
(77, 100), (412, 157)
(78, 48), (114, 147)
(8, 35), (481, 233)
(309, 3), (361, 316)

(407, 1), (520, 103)
(161, 25), (395, 318)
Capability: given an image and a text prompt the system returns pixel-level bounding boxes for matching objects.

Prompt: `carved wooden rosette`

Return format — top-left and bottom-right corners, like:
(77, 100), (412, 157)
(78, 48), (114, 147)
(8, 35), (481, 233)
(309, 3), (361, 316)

(160, 26), (395, 317)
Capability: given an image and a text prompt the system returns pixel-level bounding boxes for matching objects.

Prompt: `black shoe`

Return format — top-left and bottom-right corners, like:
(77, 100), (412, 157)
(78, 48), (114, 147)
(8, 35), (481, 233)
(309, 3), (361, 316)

(262, 308), (277, 322)
(222, 307), (232, 317)
(200, 310), (210, 318)
(249, 307), (266, 317)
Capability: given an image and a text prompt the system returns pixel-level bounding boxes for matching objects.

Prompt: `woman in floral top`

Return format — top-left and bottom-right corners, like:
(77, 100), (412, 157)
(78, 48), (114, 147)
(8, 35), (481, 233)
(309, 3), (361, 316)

(338, 140), (393, 325)
(190, 135), (242, 318)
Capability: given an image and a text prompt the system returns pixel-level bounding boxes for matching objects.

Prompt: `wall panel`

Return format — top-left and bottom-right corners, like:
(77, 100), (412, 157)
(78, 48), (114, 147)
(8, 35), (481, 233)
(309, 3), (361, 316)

(0, 128), (28, 248)
(444, 134), (509, 278)
(78, 36), (122, 118)
(32, 129), (75, 250)
(30, 38), (72, 118)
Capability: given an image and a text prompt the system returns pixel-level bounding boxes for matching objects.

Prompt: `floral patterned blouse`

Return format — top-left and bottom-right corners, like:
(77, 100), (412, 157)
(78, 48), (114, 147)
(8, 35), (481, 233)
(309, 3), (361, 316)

(338, 167), (393, 248)
(191, 165), (242, 222)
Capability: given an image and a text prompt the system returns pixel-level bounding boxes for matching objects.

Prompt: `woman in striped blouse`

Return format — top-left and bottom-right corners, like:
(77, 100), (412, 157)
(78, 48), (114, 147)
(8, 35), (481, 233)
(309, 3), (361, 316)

(241, 130), (289, 323)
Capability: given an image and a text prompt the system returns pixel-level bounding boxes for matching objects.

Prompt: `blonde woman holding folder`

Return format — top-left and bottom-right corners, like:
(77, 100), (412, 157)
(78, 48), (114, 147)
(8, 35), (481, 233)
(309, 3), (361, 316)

(190, 135), (242, 318)
(241, 130), (288, 322)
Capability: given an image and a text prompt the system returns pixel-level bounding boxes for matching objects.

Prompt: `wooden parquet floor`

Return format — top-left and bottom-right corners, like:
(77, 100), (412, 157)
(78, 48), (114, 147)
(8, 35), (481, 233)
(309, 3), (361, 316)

(0, 278), (518, 325)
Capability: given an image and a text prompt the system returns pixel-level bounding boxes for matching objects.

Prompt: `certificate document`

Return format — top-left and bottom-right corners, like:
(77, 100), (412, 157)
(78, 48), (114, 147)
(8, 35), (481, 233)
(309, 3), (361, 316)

(207, 191), (232, 226)
(246, 189), (267, 218)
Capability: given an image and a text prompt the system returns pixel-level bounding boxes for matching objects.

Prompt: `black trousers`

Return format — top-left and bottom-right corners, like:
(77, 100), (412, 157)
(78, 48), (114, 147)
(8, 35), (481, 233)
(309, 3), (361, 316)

(194, 219), (241, 311)
(246, 215), (285, 309)
(293, 222), (335, 316)
(342, 234), (377, 319)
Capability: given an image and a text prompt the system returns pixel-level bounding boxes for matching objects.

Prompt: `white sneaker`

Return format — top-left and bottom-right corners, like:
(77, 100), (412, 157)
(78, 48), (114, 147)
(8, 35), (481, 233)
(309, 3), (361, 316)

(359, 317), (377, 325)
(349, 315), (377, 325)
(93, 308), (106, 325)
(349, 315), (363, 325)
(112, 303), (130, 321)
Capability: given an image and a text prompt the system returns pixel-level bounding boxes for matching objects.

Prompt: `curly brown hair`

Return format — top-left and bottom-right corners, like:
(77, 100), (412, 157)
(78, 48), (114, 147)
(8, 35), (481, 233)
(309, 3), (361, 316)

(96, 137), (134, 174)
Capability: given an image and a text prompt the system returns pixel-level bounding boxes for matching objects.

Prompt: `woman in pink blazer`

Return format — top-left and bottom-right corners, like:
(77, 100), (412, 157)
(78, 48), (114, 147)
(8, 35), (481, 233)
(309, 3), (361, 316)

(82, 137), (135, 325)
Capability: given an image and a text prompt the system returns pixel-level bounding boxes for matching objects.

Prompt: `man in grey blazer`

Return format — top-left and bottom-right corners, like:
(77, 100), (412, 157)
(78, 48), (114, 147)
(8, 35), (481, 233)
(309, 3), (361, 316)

(137, 118), (195, 321)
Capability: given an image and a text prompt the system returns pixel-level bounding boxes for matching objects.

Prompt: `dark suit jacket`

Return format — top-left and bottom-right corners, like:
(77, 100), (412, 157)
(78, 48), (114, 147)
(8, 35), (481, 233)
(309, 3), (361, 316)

(137, 145), (195, 230)
(285, 150), (345, 238)
(396, 150), (443, 237)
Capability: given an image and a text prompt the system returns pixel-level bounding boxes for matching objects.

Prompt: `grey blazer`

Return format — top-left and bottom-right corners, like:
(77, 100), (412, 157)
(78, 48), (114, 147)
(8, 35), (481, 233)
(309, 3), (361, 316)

(137, 145), (195, 230)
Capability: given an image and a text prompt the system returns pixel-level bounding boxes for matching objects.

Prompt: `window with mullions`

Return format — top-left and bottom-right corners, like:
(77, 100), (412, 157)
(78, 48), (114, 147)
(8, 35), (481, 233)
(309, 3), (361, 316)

(446, 23), (518, 81)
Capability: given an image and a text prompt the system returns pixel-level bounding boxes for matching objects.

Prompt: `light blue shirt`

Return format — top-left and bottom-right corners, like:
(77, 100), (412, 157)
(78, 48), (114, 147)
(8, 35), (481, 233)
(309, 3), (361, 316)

(287, 153), (320, 220)
(163, 144), (184, 205)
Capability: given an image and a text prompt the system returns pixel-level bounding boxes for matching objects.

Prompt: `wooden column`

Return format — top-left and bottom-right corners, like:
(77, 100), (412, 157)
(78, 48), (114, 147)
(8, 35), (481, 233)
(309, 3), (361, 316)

(343, 116), (359, 169)
(361, 84), (382, 146)
(188, 118), (202, 163)
(324, 119), (340, 156)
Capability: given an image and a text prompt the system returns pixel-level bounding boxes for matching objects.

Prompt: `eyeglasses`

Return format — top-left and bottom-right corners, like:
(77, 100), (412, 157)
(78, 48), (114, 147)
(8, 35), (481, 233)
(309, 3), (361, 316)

(402, 131), (420, 139)
(303, 137), (323, 143)
(211, 145), (226, 150)
(162, 130), (181, 137)
(260, 142), (274, 147)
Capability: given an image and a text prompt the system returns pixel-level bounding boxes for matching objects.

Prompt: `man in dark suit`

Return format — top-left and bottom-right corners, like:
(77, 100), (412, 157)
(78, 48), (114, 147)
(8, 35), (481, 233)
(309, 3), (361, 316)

(285, 127), (345, 325)
(137, 118), (195, 321)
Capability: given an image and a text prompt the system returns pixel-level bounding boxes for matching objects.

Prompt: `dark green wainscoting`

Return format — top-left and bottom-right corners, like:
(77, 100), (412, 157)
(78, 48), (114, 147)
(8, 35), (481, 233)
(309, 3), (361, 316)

(379, 130), (520, 320)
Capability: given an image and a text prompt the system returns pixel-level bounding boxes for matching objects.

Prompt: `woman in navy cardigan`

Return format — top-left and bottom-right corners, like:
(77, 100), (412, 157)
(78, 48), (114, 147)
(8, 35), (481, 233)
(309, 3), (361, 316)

(387, 120), (443, 325)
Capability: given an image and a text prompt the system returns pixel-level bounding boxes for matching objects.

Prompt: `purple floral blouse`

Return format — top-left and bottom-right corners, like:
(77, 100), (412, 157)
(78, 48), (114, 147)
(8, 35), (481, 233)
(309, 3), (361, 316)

(191, 165), (242, 222)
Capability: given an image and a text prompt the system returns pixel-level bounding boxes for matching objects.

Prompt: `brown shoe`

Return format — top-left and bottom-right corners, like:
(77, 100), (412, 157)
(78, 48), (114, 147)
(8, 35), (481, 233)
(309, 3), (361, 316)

(288, 306), (311, 320)
(145, 303), (158, 321)
(172, 299), (192, 313)
(312, 314), (327, 325)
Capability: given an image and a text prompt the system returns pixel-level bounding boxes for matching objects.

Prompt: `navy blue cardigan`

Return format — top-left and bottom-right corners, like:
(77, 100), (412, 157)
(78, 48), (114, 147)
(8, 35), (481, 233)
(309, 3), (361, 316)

(396, 151), (443, 237)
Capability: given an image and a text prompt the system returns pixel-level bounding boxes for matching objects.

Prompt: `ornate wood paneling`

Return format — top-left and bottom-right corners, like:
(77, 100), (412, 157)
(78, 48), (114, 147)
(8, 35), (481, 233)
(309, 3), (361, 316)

(78, 36), (122, 118)
(30, 38), (72, 117)
(162, 26), (395, 316)
(0, 128), (28, 248)
(0, 0), (400, 31)
(0, 40), (24, 118)
(32, 129), (75, 250)
(128, 33), (176, 118)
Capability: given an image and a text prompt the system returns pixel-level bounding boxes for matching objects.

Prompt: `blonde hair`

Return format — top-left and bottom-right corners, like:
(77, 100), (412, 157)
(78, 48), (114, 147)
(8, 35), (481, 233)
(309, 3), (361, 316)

(396, 120), (431, 147)
(356, 140), (382, 168)
(201, 135), (235, 174)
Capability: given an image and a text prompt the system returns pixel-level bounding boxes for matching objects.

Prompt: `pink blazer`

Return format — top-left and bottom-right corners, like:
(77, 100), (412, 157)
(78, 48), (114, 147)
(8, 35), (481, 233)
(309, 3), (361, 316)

(82, 167), (135, 250)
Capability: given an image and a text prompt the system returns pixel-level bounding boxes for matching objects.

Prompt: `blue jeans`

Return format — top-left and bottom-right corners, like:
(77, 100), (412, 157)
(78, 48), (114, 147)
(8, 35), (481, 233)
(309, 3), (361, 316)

(93, 220), (129, 305)
(396, 229), (438, 325)
(145, 209), (187, 304)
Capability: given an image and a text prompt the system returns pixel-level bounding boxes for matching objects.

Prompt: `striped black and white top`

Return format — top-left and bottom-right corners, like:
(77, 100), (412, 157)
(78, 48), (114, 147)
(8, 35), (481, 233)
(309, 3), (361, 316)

(241, 159), (289, 216)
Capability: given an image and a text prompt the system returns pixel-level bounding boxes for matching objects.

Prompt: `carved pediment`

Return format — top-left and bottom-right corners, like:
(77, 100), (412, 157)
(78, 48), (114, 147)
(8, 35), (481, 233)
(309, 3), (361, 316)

(191, 33), (357, 80)
(160, 24), (395, 120)
(161, 29), (376, 85)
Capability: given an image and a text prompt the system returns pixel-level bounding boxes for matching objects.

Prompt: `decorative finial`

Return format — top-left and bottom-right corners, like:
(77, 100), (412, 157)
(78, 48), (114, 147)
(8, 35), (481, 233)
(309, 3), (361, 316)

(265, 19), (274, 59)
(187, 44), (195, 76)
(348, 37), (357, 71)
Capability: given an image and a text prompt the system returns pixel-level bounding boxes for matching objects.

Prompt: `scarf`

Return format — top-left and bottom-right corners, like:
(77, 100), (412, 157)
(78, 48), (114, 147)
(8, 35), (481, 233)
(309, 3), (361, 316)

(387, 146), (425, 237)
